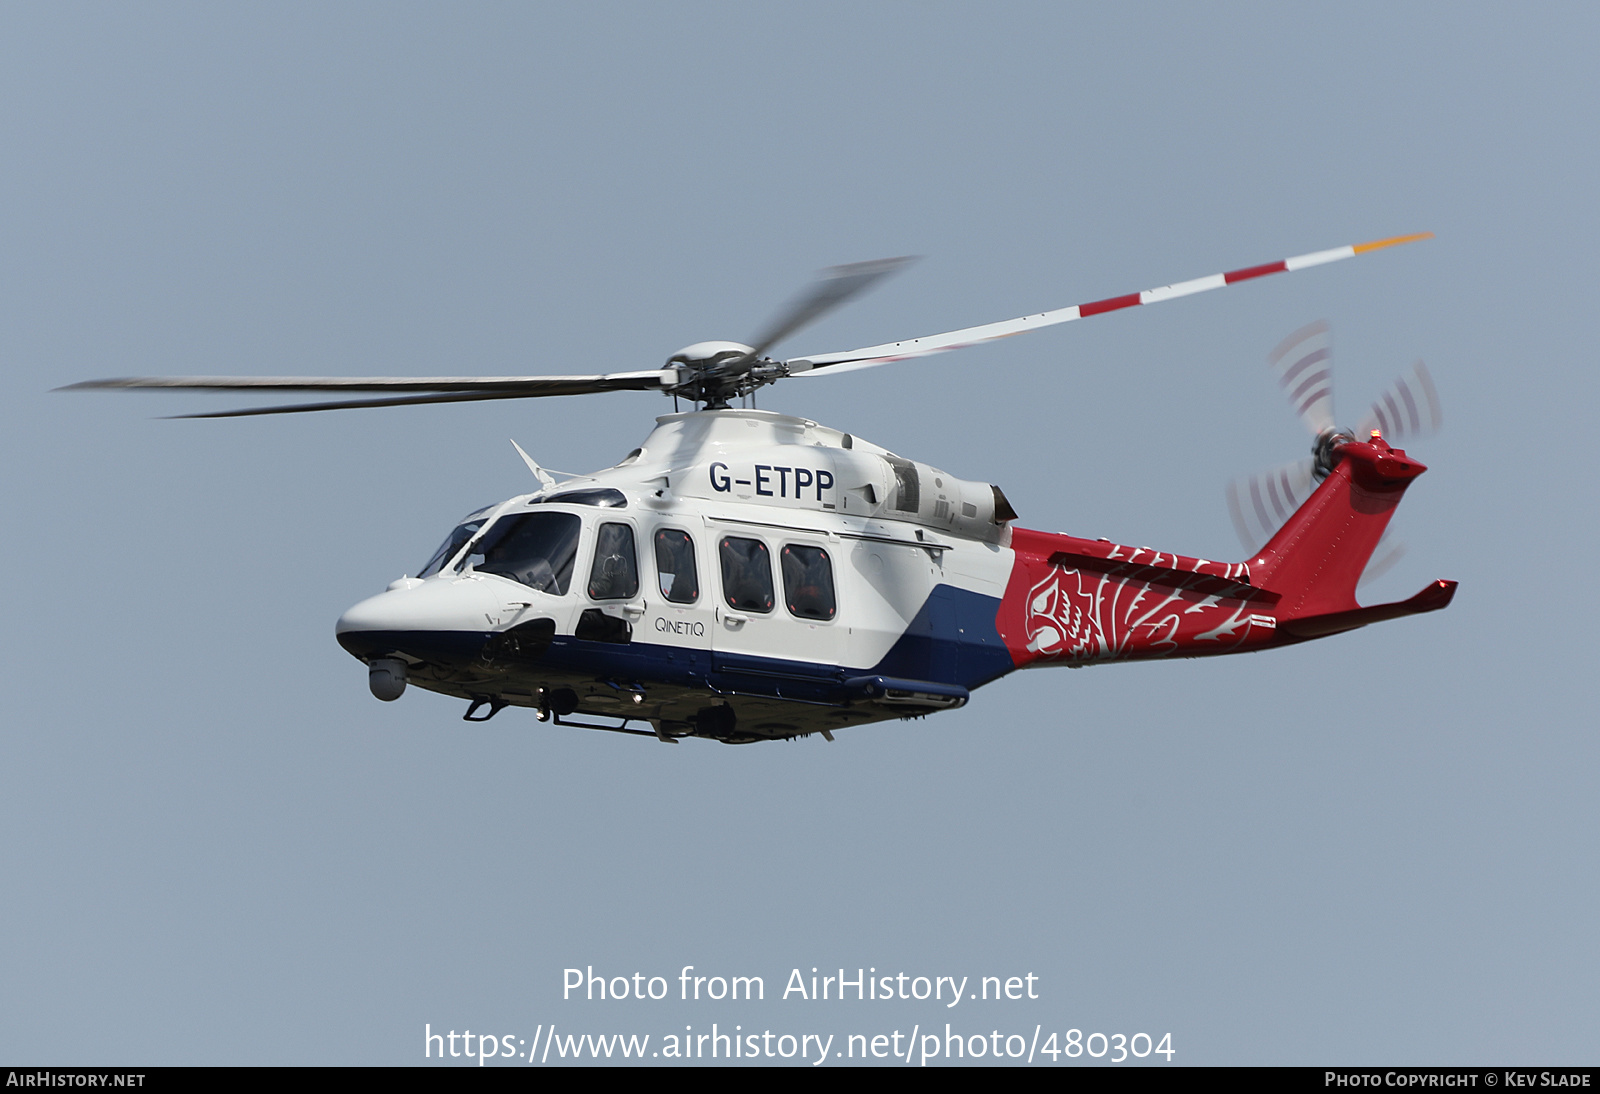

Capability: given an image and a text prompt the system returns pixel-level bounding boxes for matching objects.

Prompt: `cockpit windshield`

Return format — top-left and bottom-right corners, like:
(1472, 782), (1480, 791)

(458, 511), (582, 594)
(417, 509), (492, 578)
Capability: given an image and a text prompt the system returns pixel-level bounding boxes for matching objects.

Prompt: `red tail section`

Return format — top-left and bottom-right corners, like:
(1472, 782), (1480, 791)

(994, 435), (1454, 669)
(995, 531), (1281, 669)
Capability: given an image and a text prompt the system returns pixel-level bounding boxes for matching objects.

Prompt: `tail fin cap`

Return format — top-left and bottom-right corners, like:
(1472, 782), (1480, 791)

(1337, 435), (1427, 489)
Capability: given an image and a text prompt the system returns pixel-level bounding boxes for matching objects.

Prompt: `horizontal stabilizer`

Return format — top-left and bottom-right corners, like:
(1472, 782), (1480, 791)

(1044, 547), (1276, 603)
(1278, 579), (1457, 639)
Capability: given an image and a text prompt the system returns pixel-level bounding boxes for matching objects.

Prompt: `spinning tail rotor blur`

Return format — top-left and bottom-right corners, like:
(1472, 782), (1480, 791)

(1228, 323), (1442, 584)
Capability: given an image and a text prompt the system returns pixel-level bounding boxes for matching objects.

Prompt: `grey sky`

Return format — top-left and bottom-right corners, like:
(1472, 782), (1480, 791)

(2, 3), (1595, 1065)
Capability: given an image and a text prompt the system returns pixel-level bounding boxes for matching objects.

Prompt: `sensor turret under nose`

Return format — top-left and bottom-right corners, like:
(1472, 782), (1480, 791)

(368, 658), (407, 701)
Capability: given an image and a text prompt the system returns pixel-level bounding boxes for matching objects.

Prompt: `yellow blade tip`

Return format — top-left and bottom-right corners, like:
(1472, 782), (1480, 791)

(1353, 231), (1435, 254)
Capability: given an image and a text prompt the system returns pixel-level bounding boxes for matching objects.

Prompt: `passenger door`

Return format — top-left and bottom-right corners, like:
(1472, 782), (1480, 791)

(579, 518), (647, 645)
(641, 523), (714, 678)
(710, 528), (842, 672)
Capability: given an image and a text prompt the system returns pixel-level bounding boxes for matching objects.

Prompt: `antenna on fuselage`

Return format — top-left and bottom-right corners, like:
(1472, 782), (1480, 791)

(510, 439), (557, 488)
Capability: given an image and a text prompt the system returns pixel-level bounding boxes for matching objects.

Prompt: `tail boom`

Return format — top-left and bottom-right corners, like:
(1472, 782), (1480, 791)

(994, 436), (1453, 669)
(995, 530), (1283, 668)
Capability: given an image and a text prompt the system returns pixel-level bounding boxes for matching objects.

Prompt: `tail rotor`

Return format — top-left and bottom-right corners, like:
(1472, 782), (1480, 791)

(1268, 319), (1337, 436)
(1228, 323), (1441, 581)
(1357, 359), (1442, 441)
(1226, 458), (1317, 560)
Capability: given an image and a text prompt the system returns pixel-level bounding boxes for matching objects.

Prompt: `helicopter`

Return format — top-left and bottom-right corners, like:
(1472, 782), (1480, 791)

(64, 233), (1454, 744)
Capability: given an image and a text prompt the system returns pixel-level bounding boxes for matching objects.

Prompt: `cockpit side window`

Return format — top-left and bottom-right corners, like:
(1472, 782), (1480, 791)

(719, 536), (774, 613)
(463, 512), (581, 594)
(587, 522), (640, 600)
(418, 518), (487, 579)
(654, 529), (699, 604)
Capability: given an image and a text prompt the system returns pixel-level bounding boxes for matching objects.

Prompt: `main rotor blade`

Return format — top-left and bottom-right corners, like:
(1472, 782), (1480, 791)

(745, 256), (917, 361)
(788, 233), (1433, 377)
(59, 370), (676, 416)
(1267, 320), (1336, 435)
(1356, 360), (1441, 441)
(59, 371), (672, 395)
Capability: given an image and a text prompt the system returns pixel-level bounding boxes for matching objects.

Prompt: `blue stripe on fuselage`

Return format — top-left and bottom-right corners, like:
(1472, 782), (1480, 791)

(336, 584), (1014, 703)
(864, 583), (1015, 690)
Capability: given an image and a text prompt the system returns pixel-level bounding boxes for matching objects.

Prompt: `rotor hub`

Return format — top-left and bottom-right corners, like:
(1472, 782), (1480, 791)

(667, 341), (755, 367)
(665, 341), (772, 408)
(1312, 427), (1357, 481)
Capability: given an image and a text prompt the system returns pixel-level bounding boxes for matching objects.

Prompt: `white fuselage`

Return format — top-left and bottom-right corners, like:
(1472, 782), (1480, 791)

(336, 410), (1021, 740)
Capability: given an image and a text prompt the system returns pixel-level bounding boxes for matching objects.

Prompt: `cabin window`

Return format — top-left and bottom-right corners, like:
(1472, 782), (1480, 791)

(781, 544), (836, 621)
(719, 536), (774, 613)
(588, 522), (640, 600)
(654, 529), (699, 604)
(465, 512), (581, 594)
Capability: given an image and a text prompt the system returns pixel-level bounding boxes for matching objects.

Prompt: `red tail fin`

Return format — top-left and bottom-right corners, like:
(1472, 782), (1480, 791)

(1251, 436), (1427, 619)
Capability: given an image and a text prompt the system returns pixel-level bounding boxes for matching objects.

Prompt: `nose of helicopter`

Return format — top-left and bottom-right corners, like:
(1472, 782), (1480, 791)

(335, 587), (420, 661)
(335, 577), (469, 660)
(335, 576), (516, 665)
